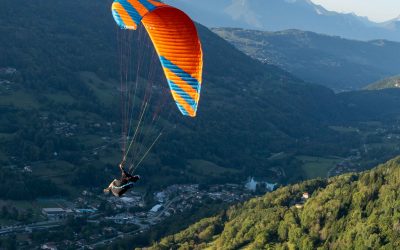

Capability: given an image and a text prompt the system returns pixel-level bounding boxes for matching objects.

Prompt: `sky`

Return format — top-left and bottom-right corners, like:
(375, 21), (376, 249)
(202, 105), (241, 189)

(310, 0), (400, 22)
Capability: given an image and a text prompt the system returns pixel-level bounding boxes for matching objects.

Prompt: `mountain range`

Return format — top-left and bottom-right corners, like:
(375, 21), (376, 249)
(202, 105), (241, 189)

(2, 0), (400, 248)
(213, 28), (400, 90)
(1, 0), (400, 194)
(165, 0), (400, 42)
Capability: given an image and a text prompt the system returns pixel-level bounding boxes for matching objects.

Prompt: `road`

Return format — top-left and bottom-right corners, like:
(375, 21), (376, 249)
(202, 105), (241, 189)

(0, 220), (62, 235)
(86, 225), (150, 249)
(154, 196), (180, 220)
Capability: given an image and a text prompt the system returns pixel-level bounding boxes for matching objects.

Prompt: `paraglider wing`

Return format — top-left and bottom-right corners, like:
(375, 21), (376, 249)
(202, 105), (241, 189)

(112, 0), (203, 117)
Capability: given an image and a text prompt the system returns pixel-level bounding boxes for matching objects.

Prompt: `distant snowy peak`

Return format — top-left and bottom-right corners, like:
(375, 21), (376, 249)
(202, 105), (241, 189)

(164, 0), (400, 41)
(313, 6), (325, 15)
(223, 0), (330, 27)
(224, 0), (262, 28)
(284, 0), (317, 6)
(381, 15), (400, 30)
(286, 0), (330, 16)
(391, 15), (400, 25)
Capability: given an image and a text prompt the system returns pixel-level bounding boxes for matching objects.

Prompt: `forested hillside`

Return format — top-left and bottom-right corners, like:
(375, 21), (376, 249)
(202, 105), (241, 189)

(213, 28), (400, 91)
(149, 157), (400, 249)
(1, 0), (400, 199)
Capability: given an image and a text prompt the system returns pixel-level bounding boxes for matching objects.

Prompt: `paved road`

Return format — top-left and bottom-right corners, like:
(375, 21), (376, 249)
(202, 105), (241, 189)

(0, 220), (62, 235)
(86, 226), (149, 249)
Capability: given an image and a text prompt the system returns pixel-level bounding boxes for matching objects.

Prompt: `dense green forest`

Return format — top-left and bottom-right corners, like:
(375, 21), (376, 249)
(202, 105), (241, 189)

(149, 157), (400, 249)
(1, 0), (400, 199)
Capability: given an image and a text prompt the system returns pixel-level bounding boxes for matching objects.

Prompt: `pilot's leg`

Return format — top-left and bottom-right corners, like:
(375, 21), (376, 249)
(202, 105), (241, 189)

(104, 179), (117, 193)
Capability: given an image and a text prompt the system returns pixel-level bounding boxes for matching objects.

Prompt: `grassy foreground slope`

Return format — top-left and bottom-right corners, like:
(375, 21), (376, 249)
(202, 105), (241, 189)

(149, 157), (400, 249)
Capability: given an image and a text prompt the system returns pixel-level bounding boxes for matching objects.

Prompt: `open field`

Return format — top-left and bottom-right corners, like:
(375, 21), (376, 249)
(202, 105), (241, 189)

(188, 159), (241, 177)
(80, 71), (117, 106)
(0, 91), (39, 109)
(329, 126), (359, 133)
(297, 155), (344, 179)
(45, 92), (76, 105)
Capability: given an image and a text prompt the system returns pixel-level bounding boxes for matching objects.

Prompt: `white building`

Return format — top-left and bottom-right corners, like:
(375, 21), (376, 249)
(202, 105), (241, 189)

(120, 197), (135, 203)
(23, 166), (32, 173)
(245, 178), (257, 191)
(155, 192), (166, 202)
(150, 204), (163, 213)
(41, 242), (57, 250)
(265, 182), (277, 191)
(245, 177), (277, 192)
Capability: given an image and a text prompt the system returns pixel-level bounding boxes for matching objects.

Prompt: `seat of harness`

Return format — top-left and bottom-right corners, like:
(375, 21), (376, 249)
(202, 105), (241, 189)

(112, 182), (135, 189)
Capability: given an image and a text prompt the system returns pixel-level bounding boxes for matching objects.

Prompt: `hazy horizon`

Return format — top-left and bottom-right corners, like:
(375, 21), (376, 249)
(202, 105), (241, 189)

(310, 0), (400, 22)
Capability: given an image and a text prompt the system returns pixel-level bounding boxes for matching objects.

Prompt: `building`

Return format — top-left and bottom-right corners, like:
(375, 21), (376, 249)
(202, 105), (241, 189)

(42, 208), (72, 220)
(155, 192), (166, 202)
(23, 166), (32, 173)
(302, 192), (310, 199)
(265, 182), (277, 191)
(246, 178), (277, 192)
(295, 204), (304, 209)
(105, 213), (135, 224)
(0, 67), (17, 75)
(82, 190), (93, 196)
(245, 178), (257, 191)
(150, 204), (163, 213)
(41, 242), (58, 250)
(120, 197), (135, 203)
(74, 208), (97, 216)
